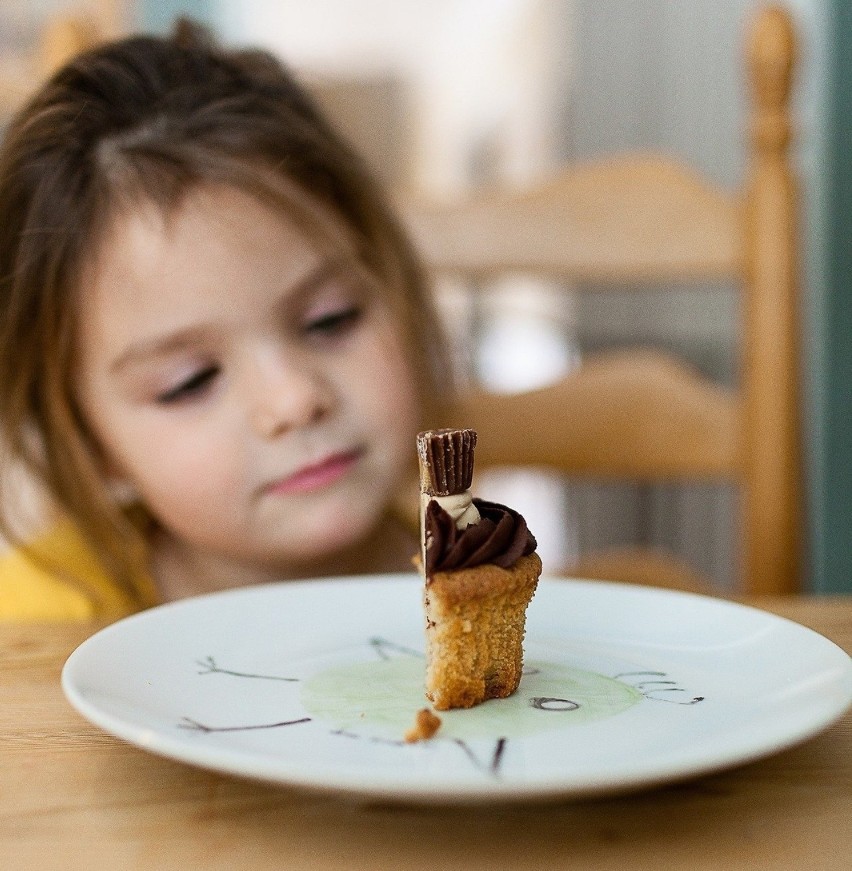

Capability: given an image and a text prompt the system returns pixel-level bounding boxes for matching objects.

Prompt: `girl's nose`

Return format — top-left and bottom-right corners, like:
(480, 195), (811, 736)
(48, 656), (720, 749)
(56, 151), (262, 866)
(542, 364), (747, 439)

(247, 348), (333, 439)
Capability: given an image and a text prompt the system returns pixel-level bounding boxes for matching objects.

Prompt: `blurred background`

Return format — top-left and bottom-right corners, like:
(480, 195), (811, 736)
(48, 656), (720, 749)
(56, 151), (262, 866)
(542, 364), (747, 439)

(0, 0), (848, 593)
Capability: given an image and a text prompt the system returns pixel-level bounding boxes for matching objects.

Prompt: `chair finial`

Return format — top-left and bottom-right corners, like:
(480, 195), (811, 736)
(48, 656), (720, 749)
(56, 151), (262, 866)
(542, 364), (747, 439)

(747, 5), (796, 154)
(38, 15), (100, 78)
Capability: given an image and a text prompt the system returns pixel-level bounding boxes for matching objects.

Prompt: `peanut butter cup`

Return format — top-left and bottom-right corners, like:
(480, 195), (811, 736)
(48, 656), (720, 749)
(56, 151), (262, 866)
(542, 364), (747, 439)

(416, 428), (476, 496)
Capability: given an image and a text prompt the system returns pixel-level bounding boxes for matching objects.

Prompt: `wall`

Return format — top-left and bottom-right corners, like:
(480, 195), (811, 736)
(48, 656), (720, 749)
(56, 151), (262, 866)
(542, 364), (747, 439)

(817, 0), (852, 592)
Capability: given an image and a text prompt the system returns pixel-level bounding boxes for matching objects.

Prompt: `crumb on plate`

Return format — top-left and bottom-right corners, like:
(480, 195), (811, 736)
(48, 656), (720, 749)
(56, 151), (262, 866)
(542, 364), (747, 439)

(404, 707), (442, 743)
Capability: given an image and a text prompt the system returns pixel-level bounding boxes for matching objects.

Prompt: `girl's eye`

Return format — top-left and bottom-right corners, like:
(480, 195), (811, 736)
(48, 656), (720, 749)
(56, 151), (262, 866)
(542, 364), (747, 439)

(304, 305), (362, 337)
(156, 366), (219, 404)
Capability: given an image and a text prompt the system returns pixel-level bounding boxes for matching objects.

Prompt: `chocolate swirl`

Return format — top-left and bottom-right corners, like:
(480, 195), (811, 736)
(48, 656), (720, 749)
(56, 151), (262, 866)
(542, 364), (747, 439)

(424, 498), (537, 577)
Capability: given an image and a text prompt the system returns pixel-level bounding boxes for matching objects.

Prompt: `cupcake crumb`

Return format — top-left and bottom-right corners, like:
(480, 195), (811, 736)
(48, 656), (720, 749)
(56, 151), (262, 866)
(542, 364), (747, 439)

(404, 707), (442, 743)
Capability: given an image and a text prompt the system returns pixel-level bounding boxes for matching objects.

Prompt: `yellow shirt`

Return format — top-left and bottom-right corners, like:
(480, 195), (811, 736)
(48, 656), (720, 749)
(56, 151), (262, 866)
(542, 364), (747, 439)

(0, 520), (159, 623)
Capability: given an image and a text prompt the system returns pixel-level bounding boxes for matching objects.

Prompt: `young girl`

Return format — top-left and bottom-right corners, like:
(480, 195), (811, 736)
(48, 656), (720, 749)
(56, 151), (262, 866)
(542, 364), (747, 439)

(0, 20), (450, 621)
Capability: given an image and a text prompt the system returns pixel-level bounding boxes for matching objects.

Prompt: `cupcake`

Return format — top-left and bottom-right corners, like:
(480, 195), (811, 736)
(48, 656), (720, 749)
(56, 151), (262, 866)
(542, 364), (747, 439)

(417, 429), (541, 710)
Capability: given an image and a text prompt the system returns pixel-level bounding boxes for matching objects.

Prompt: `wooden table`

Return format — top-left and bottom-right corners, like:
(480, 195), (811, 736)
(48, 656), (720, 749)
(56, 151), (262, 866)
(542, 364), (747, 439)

(2, 596), (850, 870)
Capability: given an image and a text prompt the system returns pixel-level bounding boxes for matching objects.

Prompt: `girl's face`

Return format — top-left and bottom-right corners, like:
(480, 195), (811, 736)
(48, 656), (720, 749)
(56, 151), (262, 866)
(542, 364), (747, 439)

(75, 185), (420, 579)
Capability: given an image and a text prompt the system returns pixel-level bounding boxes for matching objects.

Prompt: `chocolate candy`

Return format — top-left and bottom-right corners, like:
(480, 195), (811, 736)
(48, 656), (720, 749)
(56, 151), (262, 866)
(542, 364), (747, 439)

(416, 428), (477, 496)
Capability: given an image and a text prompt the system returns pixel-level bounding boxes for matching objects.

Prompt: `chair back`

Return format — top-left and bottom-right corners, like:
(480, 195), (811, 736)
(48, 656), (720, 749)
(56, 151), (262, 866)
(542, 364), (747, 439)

(400, 6), (801, 595)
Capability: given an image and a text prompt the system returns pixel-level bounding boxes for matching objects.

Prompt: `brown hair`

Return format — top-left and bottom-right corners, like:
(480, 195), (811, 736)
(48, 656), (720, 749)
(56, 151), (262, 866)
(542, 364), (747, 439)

(0, 19), (449, 603)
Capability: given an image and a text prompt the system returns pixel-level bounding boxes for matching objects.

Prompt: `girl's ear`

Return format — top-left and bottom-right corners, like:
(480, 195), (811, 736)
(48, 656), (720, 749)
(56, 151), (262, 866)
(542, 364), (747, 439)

(96, 449), (139, 506)
(106, 476), (140, 507)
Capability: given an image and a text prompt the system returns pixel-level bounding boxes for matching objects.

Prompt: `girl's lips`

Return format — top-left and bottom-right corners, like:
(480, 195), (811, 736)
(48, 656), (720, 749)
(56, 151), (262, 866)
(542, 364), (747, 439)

(266, 449), (363, 495)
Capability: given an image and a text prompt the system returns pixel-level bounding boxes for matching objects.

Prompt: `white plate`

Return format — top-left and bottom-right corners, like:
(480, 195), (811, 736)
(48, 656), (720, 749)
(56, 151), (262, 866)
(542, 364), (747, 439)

(62, 575), (852, 803)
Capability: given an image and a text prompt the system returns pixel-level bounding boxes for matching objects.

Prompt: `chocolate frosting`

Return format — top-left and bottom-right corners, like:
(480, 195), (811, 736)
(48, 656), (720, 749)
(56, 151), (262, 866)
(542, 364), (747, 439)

(424, 498), (537, 577)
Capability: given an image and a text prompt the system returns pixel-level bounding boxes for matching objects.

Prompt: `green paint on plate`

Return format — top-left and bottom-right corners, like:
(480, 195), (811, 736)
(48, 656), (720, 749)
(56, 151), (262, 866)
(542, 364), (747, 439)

(301, 656), (641, 741)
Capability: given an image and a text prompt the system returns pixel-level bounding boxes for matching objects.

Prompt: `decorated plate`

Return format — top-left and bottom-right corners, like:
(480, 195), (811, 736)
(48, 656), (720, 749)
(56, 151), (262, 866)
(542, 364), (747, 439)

(62, 575), (852, 803)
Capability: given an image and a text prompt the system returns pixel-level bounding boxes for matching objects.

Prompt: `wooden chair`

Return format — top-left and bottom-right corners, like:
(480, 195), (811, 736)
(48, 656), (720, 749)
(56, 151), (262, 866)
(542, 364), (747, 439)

(0, 10), (111, 120)
(399, 6), (801, 596)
